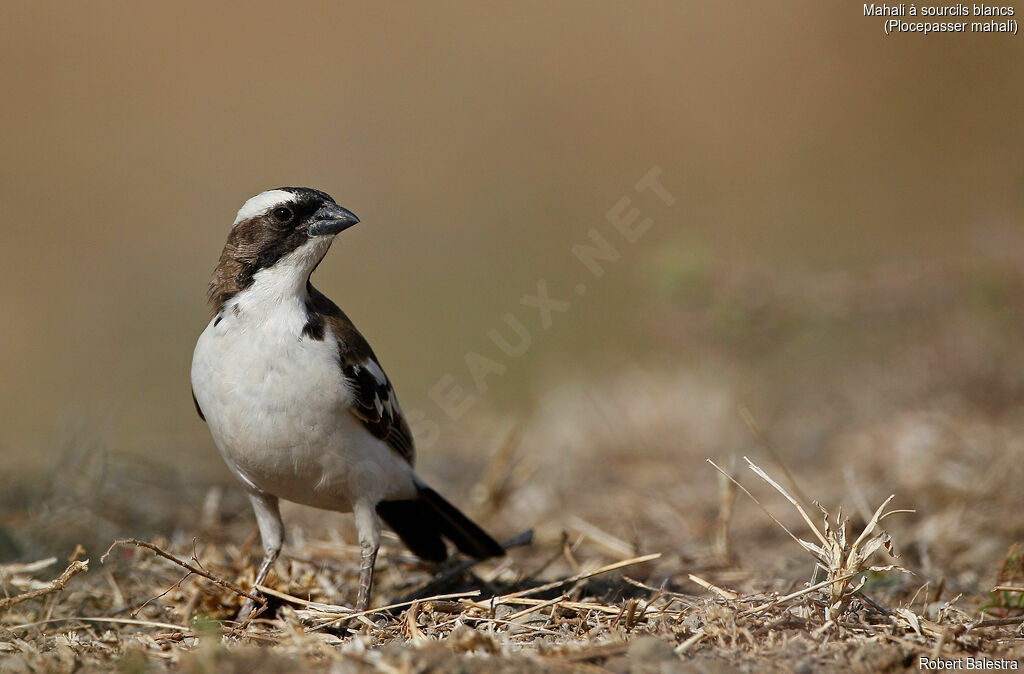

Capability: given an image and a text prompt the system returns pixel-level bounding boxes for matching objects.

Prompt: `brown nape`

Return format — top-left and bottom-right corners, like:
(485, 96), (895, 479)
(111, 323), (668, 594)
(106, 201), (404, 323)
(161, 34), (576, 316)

(207, 218), (266, 311)
(207, 217), (310, 312)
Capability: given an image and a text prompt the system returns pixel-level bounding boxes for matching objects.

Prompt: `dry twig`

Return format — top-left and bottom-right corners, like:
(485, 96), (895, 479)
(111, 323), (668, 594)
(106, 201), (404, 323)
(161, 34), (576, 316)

(102, 538), (264, 606)
(0, 559), (88, 610)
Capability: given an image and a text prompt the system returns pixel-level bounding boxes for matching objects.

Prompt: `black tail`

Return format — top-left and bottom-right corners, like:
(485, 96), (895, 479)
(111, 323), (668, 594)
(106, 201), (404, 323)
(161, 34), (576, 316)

(376, 485), (505, 562)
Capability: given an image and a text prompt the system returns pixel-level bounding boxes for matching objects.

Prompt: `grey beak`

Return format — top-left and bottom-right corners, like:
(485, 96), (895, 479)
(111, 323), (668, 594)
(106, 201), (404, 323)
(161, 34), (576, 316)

(308, 203), (360, 237)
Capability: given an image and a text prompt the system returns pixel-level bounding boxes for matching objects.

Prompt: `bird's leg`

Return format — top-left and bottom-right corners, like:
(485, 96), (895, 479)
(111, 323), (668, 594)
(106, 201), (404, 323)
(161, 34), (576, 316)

(357, 546), (377, 613)
(353, 502), (381, 612)
(237, 491), (284, 622)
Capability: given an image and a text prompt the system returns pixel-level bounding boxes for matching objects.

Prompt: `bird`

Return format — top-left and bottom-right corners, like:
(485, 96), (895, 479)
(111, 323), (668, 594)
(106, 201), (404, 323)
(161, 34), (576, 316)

(190, 187), (504, 616)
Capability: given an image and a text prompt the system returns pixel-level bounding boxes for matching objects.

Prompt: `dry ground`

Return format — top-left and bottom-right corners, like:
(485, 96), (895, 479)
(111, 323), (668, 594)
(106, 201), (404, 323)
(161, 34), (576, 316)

(3, 257), (1024, 672)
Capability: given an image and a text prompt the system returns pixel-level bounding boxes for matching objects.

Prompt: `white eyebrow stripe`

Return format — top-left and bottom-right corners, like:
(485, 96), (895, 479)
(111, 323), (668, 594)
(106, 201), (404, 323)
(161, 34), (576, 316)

(233, 190), (295, 226)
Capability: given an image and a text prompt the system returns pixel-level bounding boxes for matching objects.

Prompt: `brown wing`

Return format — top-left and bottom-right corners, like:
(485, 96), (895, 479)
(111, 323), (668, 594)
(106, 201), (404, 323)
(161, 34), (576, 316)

(341, 358), (416, 465)
(309, 285), (416, 465)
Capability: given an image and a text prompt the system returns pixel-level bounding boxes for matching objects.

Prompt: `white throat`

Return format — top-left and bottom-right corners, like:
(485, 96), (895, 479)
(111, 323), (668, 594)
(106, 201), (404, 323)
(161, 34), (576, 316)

(228, 237), (332, 325)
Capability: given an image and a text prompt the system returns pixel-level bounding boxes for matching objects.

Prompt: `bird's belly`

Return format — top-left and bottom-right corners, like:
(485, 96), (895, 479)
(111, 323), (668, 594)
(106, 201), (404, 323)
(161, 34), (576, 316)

(191, 320), (414, 510)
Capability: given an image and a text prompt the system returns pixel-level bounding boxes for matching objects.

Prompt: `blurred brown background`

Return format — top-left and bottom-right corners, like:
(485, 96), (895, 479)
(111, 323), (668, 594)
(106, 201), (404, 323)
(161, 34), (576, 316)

(1, 3), (1022, 555)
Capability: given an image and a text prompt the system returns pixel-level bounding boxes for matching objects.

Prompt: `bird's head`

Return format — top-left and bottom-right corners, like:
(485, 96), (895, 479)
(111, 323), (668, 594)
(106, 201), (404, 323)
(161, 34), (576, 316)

(209, 187), (360, 309)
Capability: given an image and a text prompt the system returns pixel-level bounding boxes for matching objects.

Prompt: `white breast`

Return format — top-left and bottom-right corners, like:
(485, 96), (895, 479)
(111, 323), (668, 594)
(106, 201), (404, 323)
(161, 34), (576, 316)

(190, 291), (416, 511)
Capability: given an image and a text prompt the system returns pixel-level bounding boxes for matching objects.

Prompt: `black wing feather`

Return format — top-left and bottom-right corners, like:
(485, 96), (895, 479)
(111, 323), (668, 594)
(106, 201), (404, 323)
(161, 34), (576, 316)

(192, 388), (206, 421)
(306, 284), (416, 465)
(342, 360), (416, 465)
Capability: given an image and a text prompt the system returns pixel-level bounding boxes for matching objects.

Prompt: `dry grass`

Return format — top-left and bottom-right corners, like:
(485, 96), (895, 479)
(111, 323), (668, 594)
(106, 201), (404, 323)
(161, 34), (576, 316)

(4, 258), (1024, 671)
(0, 497), (1016, 673)
(708, 458), (911, 628)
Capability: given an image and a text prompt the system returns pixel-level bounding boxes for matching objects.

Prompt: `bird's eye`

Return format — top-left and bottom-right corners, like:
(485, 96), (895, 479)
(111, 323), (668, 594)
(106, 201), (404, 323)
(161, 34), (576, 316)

(272, 207), (293, 223)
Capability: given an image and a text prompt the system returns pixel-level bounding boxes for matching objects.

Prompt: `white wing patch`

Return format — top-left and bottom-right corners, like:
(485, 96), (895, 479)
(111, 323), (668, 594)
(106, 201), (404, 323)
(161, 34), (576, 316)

(233, 189), (295, 226)
(343, 358), (416, 464)
(363, 360), (389, 414)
